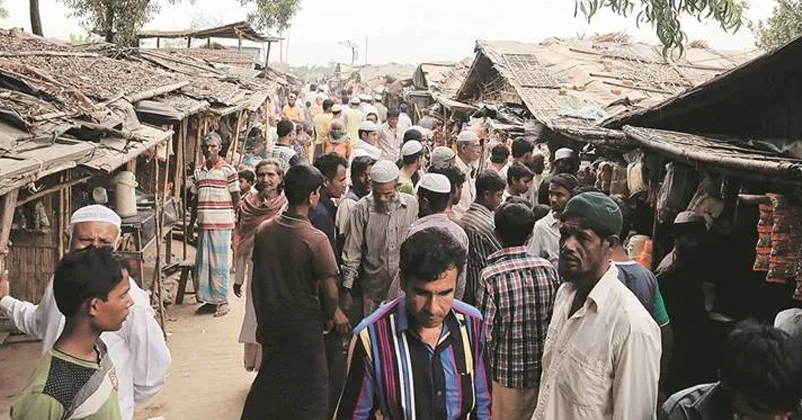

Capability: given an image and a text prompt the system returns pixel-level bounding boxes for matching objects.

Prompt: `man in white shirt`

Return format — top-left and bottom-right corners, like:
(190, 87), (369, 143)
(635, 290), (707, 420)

(453, 129), (482, 219)
(0, 205), (171, 420)
(397, 103), (413, 135)
(528, 173), (578, 269)
(353, 120), (382, 161)
(533, 192), (660, 420)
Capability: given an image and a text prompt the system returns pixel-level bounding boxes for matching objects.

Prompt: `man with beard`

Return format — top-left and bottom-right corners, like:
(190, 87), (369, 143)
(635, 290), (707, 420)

(657, 211), (716, 394)
(386, 173), (469, 301)
(340, 160), (419, 319)
(0, 205), (170, 420)
(533, 192), (660, 420)
(453, 130), (482, 219)
(528, 173), (578, 269)
(234, 159), (288, 372)
(192, 132), (241, 317)
(241, 165), (348, 420)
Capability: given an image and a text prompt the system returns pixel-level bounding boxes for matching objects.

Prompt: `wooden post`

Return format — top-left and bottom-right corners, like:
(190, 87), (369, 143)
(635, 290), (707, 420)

(156, 37), (160, 48)
(196, 115), (206, 165)
(187, 36), (192, 48)
(229, 110), (245, 165)
(179, 119), (189, 260)
(0, 189), (19, 274)
(162, 137), (172, 266)
(151, 148), (167, 336)
(206, 38), (211, 47)
(238, 36), (242, 52)
(263, 42), (272, 77)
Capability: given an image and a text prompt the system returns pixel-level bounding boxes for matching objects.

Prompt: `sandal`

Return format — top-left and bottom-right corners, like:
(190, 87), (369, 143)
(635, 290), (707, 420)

(214, 303), (230, 317)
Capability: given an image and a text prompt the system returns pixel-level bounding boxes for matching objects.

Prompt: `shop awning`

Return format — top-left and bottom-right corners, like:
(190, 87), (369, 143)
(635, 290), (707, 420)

(81, 125), (173, 173)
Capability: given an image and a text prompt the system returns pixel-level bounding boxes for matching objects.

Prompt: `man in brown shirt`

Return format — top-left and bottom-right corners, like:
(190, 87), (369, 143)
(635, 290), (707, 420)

(240, 165), (350, 420)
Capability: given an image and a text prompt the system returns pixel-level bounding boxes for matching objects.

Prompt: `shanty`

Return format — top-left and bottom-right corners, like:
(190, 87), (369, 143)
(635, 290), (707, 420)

(2, 1), (802, 420)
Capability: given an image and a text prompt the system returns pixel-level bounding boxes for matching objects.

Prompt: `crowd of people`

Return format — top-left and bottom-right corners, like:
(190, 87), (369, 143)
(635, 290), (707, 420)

(2, 84), (802, 420)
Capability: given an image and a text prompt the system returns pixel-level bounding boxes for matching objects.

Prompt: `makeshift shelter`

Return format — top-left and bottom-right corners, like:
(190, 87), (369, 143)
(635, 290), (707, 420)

(455, 38), (755, 137)
(410, 58), (475, 118)
(0, 29), (181, 333)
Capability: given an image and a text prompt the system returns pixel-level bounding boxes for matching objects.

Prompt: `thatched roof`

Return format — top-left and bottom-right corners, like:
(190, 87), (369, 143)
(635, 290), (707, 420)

(162, 47), (256, 68)
(604, 35), (802, 139)
(0, 29), (188, 122)
(455, 38), (756, 125)
(137, 21), (281, 43)
(624, 126), (802, 185)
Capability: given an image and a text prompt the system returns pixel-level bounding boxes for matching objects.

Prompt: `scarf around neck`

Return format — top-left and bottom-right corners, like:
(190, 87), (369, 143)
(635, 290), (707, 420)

(236, 191), (287, 256)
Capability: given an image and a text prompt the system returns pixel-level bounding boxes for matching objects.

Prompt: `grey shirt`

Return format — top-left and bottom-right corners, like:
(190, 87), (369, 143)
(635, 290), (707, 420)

(341, 192), (419, 301)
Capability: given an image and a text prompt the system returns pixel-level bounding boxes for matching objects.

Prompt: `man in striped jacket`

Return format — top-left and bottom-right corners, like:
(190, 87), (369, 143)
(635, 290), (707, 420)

(335, 227), (491, 420)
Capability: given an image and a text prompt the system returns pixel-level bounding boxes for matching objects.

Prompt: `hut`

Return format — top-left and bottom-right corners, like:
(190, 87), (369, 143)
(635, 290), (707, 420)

(0, 29), (181, 332)
(454, 37), (754, 139)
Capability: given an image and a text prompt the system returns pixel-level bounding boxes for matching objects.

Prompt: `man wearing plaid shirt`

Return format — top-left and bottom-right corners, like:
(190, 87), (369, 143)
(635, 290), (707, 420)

(477, 201), (560, 420)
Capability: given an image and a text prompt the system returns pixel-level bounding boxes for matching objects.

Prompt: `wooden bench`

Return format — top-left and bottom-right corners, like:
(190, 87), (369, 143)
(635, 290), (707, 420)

(175, 260), (195, 305)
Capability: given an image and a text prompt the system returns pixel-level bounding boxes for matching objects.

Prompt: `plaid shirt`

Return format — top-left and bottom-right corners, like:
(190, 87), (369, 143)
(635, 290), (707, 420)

(459, 203), (502, 306)
(477, 246), (560, 388)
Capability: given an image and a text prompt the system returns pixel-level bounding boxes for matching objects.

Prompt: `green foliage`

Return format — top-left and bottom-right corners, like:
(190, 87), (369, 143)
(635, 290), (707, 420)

(749, 0), (802, 51)
(575, 0), (747, 57)
(68, 32), (95, 45)
(59, 0), (181, 45)
(240, 0), (302, 33)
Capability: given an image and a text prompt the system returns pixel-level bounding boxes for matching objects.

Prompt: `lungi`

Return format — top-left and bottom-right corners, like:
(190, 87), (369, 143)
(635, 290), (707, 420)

(194, 229), (232, 305)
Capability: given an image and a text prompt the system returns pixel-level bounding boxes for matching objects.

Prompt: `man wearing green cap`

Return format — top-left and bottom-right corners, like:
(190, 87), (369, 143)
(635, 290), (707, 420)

(532, 192), (661, 420)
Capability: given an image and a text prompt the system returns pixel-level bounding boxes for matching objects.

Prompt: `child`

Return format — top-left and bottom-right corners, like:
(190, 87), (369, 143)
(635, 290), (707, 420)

(11, 247), (133, 420)
(238, 169), (256, 199)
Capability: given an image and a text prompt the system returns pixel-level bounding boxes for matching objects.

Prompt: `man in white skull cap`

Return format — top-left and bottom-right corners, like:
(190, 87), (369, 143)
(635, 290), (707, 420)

(353, 120), (382, 161)
(341, 160), (419, 319)
(0, 205), (171, 420)
(344, 96), (365, 141)
(386, 173), (469, 301)
(453, 129), (483, 219)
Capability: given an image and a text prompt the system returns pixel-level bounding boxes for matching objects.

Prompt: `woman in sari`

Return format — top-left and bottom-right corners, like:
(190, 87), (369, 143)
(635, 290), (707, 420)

(234, 158), (288, 371)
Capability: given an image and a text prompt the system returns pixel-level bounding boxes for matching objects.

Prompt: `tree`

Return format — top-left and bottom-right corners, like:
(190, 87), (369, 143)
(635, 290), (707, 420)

(240, 0), (302, 33)
(30, 0), (43, 35)
(575, 0), (747, 56)
(60, 0), (179, 45)
(750, 0), (802, 51)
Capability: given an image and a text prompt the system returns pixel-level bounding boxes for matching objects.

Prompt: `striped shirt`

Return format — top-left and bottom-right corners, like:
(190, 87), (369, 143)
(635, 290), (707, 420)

(459, 203), (502, 306)
(334, 296), (491, 420)
(264, 143), (300, 171)
(476, 246), (560, 388)
(192, 158), (239, 230)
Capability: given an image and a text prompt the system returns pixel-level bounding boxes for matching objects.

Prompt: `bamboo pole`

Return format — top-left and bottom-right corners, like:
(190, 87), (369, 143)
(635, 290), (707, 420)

(151, 144), (167, 337)
(163, 135), (172, 266)
(0, 189), (19, 275)
(229, 110), (245, 166)
(125, 81), (190, 103)
(180, 120), (189, 260)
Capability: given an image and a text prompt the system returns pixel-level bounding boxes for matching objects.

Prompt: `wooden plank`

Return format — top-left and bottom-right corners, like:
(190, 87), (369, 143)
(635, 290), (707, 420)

(0, 189), (19, 273)
(229, 110), (244, 165)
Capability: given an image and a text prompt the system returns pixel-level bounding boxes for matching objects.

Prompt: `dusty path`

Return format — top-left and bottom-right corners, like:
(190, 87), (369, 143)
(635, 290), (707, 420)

(0, 270), (257, 420)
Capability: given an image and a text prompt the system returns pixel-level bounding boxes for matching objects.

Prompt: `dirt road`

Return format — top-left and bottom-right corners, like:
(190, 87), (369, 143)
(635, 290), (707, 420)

(0, 276), (257, 420)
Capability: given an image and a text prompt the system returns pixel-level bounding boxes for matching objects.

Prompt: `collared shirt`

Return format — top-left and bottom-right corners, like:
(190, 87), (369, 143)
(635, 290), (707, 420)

(313, 112), (333, 145)
(398, 112), (413, 135)
(476, 246), (560, 388)
(353, 139), (382, 161)
(192, 158), (239, 230)
(658, 382), (728, 420)
(386, 213), (470, 301)
(533, 264), (661, 420)
(264, 143), (301, 171)
(453, 156), (478, 219)
(309, 190), (338, 258)
(0, 277), (171, 420)
(334, 296), (491, 420)
(614, 261), (671, 327)
(459, 202), (502, 306)
(344, 108), (365, 141)
(527, 211), (561, 269)
(340, 193), (419, 300)
(282, 104), (305, 123)
(378, 122), (402, 161)
(335, 189), (363, 239)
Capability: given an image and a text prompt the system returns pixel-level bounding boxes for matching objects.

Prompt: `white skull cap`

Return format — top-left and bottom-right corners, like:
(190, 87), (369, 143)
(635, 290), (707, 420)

(70, 204), (121, 228)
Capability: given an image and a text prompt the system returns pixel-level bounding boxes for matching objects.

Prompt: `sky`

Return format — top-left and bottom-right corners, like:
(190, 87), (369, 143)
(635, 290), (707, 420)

(2, 0), (778, 66)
